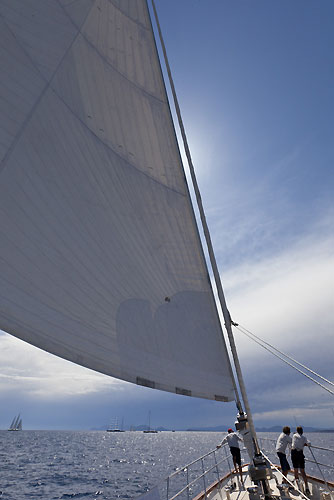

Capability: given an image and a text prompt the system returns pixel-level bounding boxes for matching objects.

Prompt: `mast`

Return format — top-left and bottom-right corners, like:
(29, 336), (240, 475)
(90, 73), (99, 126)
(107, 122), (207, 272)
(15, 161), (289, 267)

(150, 0), (260, 455)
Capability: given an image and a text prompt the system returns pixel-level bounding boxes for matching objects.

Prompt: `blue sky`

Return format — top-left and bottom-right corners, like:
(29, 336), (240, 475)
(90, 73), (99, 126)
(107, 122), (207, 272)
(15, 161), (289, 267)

(0, 0), (333, 431)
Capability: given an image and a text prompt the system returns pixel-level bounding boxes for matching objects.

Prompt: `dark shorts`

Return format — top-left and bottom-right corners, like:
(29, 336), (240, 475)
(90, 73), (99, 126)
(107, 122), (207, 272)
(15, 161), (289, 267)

(230, 446), (241, 466)
(277, 452), (290, 471)
(291, 449), (305, 469)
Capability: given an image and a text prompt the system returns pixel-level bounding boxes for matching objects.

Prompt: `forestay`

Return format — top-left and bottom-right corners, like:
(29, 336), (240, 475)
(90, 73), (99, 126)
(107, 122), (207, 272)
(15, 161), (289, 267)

(0, 0), (234, 401)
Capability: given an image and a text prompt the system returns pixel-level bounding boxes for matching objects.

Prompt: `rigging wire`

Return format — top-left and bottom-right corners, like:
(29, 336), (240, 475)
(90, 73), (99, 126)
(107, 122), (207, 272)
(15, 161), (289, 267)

(235, 325), (334, 397)
(237, 324), (334, 387)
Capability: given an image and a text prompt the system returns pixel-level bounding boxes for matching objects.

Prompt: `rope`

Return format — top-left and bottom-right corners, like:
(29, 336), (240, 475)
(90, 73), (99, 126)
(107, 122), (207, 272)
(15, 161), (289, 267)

(235, 325), (334, 396)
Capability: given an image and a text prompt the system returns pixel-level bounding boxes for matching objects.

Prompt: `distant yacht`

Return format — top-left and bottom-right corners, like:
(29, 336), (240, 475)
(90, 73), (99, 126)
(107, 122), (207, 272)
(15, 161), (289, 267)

(8, 414), (22, 431)
(107, 417), (125, 432)
(143, 411), (158, 433)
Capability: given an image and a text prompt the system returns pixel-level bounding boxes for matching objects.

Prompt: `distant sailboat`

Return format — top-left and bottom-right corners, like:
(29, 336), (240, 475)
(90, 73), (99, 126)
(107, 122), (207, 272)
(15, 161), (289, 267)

(143, 411), (158, 433)
(106, 417), (125, 432)
(8, 414), (22, 431)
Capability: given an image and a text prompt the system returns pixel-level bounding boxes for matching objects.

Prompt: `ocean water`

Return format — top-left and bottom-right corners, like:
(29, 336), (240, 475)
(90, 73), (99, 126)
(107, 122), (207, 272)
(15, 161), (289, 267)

(0, 431), (333, 500)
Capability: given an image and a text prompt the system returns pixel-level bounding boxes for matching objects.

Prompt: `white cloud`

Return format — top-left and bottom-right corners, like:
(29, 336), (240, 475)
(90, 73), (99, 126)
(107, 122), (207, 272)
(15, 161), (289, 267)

(0, 333), (127, 400)
(253, 407), (332, 428)
(221, 230), (334, 354)
(244, 368), (334, 427)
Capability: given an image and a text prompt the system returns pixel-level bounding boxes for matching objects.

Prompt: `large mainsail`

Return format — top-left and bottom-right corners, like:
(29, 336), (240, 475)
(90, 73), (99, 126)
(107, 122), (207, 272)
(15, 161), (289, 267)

(0, 0), (234, 401)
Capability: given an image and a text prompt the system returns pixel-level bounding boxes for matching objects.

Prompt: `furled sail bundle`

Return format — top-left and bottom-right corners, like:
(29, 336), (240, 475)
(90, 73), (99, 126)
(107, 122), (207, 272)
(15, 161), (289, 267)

(0, 0), (234, 401)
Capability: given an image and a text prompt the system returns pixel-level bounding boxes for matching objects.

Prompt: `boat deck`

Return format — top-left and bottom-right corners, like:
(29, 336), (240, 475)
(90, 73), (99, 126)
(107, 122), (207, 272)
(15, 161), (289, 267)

(194, 466), (332, 500)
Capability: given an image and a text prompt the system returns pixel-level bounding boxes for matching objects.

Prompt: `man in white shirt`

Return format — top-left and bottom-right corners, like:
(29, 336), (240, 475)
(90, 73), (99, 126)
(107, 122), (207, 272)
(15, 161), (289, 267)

(217, 428), (243, 483)
(291, 426), (310, 494)
(276, 426), (292, 481)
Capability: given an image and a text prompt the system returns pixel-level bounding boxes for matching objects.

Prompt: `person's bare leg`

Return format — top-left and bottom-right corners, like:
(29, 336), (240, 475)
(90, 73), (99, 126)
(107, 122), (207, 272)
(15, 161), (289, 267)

(282, 470), (288, 483)
(238, 464), (243, 483)
(294, 468), (299, 482)
(300, 469), (309, 491)
(233, 457), (237, 475)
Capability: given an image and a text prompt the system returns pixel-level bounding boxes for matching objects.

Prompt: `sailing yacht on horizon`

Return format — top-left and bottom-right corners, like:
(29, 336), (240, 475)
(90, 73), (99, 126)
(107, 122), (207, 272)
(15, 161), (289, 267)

(143, 410), (158, 433)
(8, 414), (22, 431)
(0, 0), (332, 498)
(106, 417), (125, 432)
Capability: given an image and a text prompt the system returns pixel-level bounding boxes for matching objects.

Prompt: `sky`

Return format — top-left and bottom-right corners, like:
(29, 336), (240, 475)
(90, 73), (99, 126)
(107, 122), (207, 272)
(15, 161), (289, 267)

(0, 0), (333, 431)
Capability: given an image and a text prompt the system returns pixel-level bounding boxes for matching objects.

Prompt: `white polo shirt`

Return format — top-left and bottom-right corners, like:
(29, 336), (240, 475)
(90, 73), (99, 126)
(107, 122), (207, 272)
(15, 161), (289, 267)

(221, 432), (243, 449)
(276, 432), (292, 453)
(292, 433), (310, 451)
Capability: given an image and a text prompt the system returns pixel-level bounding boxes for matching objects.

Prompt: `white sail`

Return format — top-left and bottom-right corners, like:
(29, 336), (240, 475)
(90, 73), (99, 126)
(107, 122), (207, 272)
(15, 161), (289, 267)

(0, 0), (234, 401)
(8, 414), (21, 431)
(9, 417), (16, 430)
(13, 415), (20, 430)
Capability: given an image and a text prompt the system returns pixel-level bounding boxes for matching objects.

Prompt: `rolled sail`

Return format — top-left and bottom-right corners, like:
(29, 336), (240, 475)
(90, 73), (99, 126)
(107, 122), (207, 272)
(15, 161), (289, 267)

(0, 0), (234, 401)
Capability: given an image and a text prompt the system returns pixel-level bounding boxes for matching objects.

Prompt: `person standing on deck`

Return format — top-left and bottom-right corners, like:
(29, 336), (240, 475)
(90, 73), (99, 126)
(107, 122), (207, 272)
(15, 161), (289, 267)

(276, 426), (292, 482)
(291, 426), (310, 494)
(217, 428), (243, 483)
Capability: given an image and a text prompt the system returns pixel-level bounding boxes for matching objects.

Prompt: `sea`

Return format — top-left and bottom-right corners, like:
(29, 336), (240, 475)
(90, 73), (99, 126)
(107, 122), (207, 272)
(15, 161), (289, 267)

(0, 431), (333, 500)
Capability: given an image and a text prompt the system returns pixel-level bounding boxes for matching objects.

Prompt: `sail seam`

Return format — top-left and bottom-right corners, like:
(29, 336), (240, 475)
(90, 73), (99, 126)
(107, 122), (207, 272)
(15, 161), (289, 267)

(78, 35), (165, 103)
(57, 0), (165, 104)
(47, 86), (186, 196)
(1, 3), (170, 190)
(0, 2), (94, 177)
(108, 0), (149, 30)
(1, 9), (171, 189)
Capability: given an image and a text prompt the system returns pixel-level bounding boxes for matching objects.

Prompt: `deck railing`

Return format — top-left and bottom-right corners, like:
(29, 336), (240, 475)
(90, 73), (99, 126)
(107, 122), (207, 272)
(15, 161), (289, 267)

(160, 436), (334, 500)
(164, 443), (237, 500)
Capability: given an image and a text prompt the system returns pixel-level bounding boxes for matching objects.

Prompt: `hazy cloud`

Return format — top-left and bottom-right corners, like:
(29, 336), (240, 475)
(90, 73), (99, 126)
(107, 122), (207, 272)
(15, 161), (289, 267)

(0, 334), (125, 399)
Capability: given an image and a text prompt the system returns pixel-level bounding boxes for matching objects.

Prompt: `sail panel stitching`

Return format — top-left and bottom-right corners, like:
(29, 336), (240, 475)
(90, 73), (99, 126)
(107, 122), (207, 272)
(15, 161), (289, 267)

(108, 0), (149, 30)
(0, 3), (90, 176)
(57, 0), (165, 104)
(47, 87), (186, 196)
